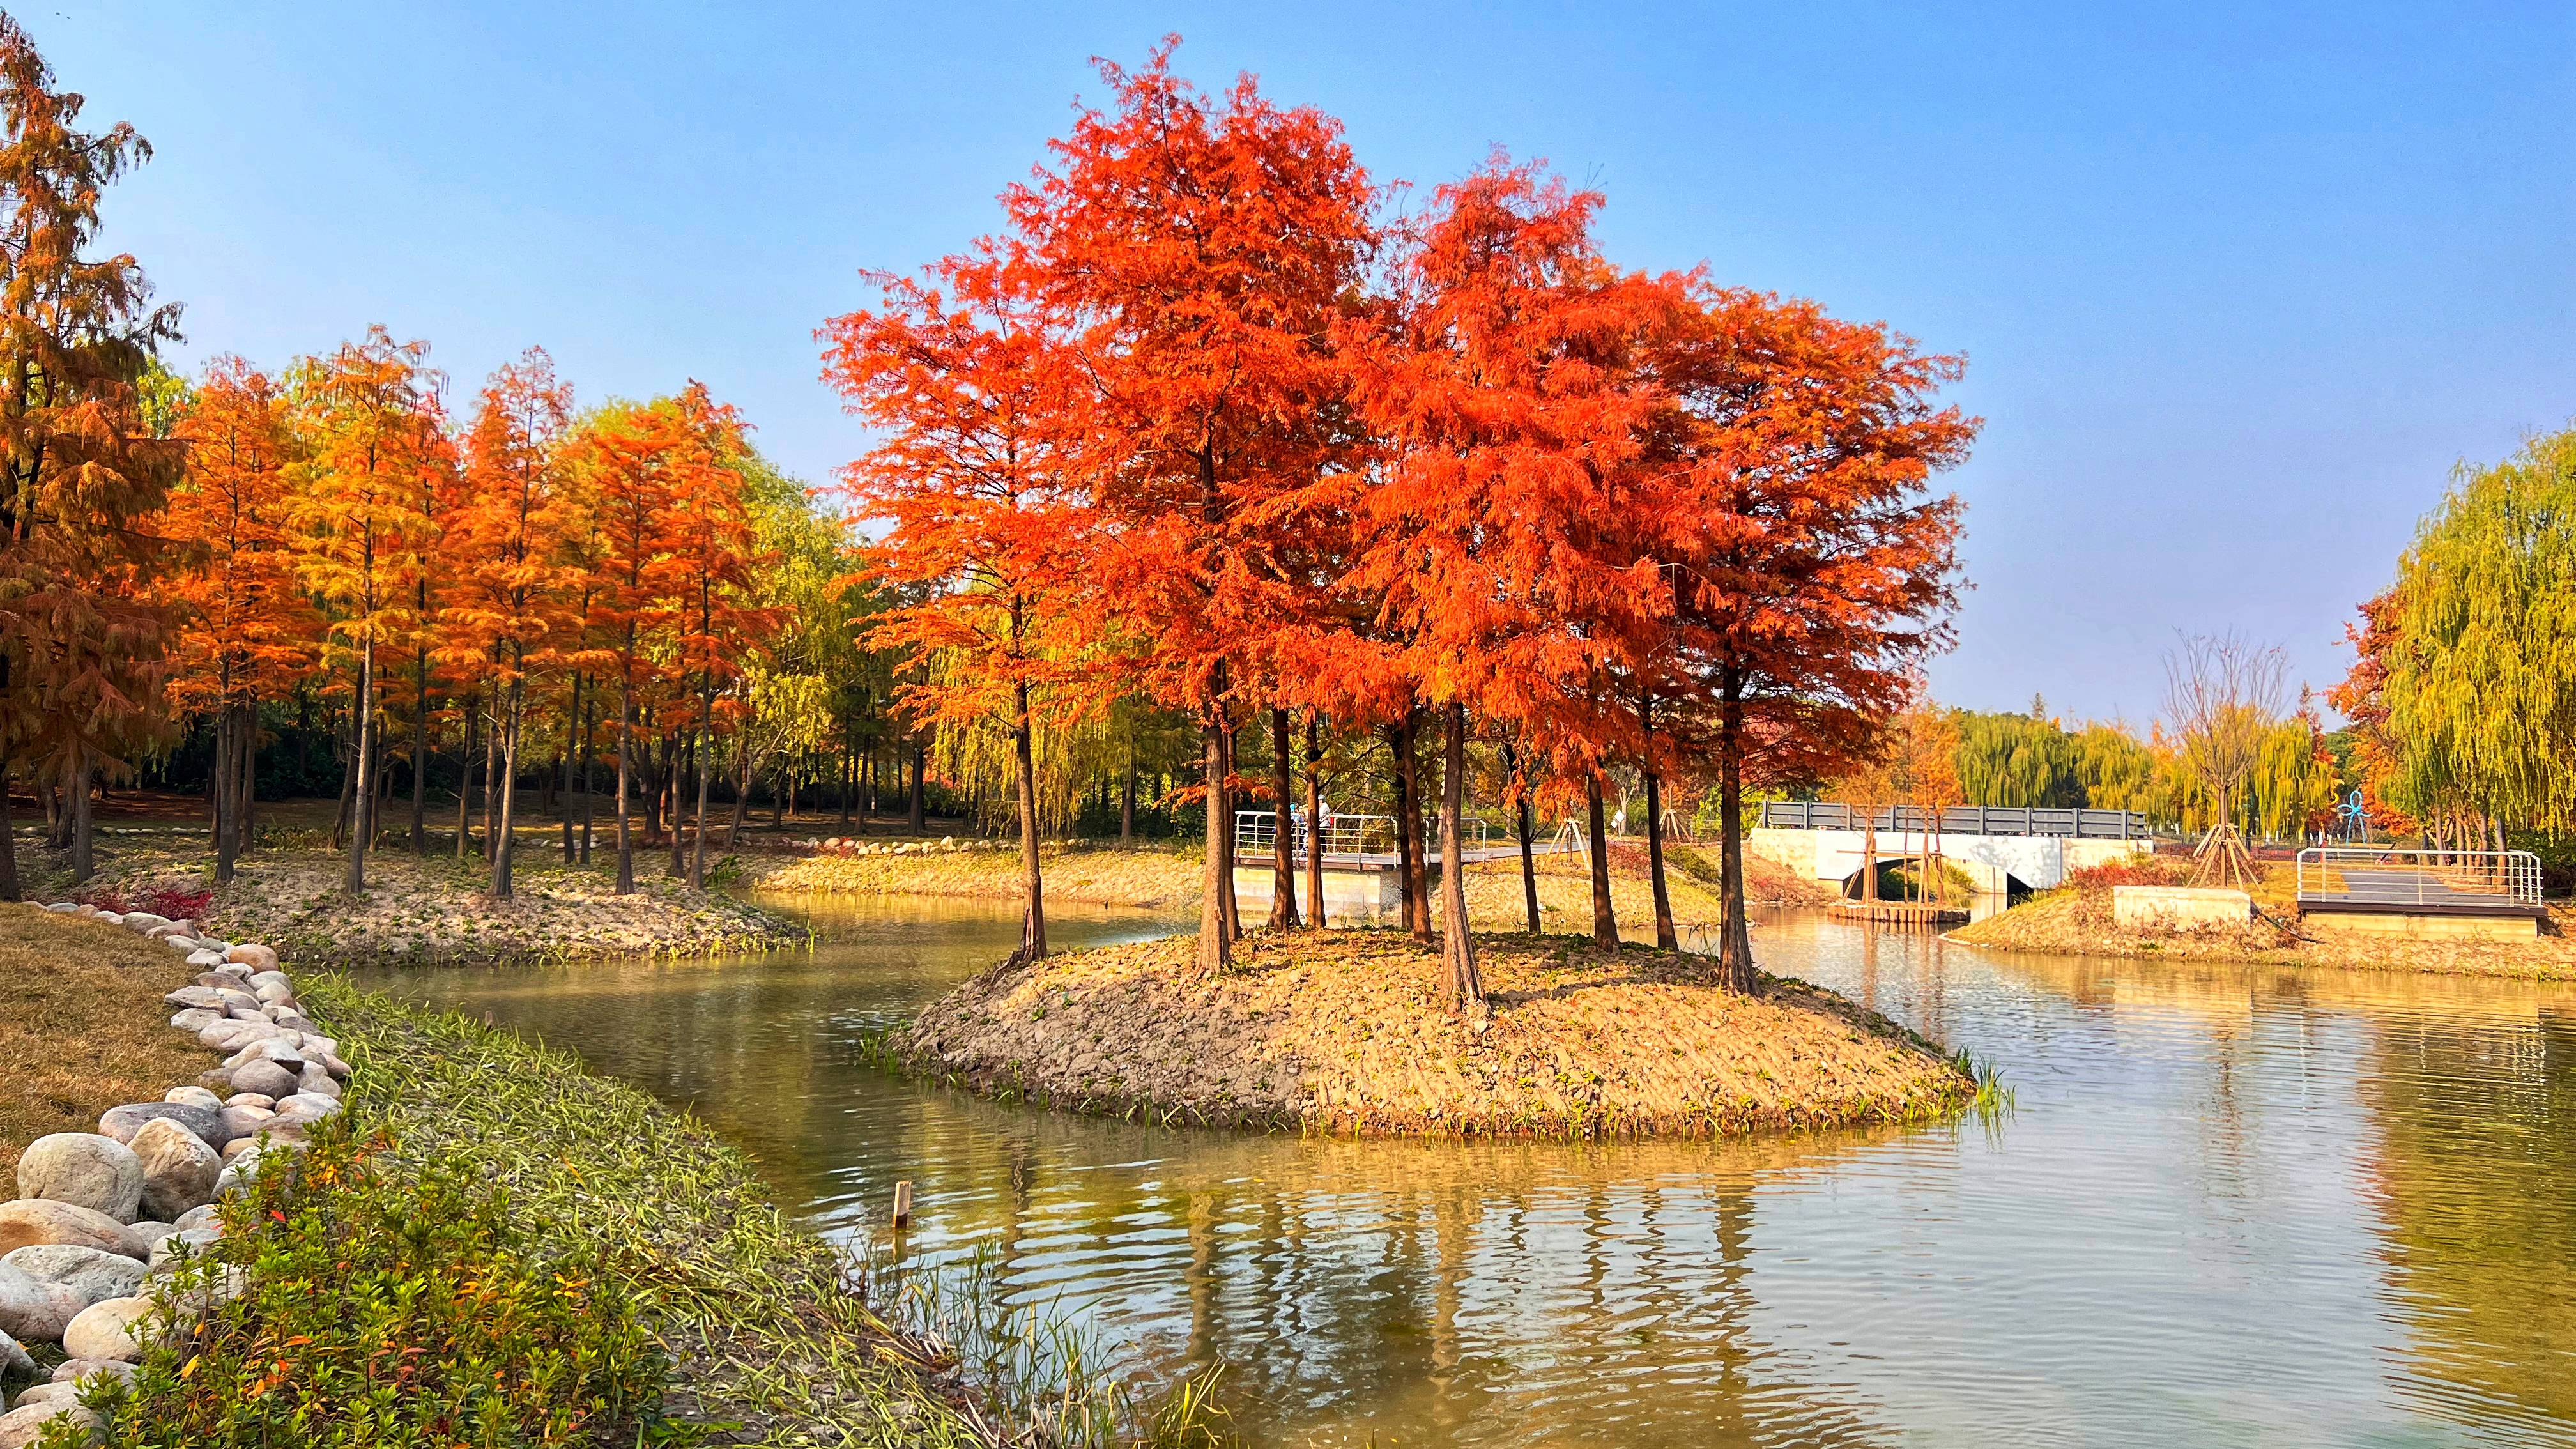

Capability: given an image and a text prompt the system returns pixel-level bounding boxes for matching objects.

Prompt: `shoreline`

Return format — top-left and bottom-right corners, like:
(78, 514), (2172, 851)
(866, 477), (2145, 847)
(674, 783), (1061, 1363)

(1946, 886), (2576, 981)
(1, 903), (1219, 1444)
(887, 930), (1978, 1139)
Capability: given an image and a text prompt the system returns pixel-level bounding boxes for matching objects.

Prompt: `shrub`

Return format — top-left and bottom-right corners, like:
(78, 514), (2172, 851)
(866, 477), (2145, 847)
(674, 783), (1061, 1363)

(2062, 856), (2191, 893)
(89, 1125), (678, 1448)
(68, 884), (214, 920)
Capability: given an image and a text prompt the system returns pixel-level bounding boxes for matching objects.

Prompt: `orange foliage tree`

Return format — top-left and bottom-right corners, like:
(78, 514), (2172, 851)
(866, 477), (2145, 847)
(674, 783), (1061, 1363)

(1003, 40), (1379, 972)
(1347, 157), (1673, 1004)
(0, 15), (183, 891)
(289, 328), (450, 893)
(164, 358), (315, 881)
(442, 349), (573, 898)
(823, 256), (1088, 963)
(1644, 288), (1975, 989)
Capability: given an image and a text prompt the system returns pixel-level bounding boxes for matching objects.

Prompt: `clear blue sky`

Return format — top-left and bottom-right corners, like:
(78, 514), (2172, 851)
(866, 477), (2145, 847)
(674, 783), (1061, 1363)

(33, 3), (2573, 723)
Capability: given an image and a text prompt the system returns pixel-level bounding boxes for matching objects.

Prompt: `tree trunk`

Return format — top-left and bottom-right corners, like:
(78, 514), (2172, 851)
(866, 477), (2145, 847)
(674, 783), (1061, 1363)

(410, 647), (429, 852)
(1014, 684), (1047, 963)
(726, 730), (754, 847)
(1645, 770), (1676, 951)
(1305, 714), (1325, 931)
(1399, 712), (1432, 942)
(562, 673), (582, 863)
(1217, 714), (1241, 940)
(1585, 774), (1616, 950)
(1713, 675), (1757, 993)
(1121, 732), (1137, 849)
(908, 741), (926, 832)
(614, 671), (636, 894)
(1439, 703), (1482, 1007)
(454, 702), (475, 859)
(491, 670), (523, 898)
(330, 710), (355, 854)
(211, 698), (236, 885)
(481, 696), (500, 864)
(1268, 707), (1299, 930)
(345, 637), (374, 893)
(578, 697), (595, 865)
(0, 761), (18, 902)
(1505, 741), (1540, 934)
(69, 751), (93, 885)
(1195, 716), (1230, 972)
(689, 732), (714, 887)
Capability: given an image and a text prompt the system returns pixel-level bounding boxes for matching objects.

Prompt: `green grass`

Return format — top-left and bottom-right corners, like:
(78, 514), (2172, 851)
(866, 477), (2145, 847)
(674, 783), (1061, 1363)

(270, 976), (1236, 1446)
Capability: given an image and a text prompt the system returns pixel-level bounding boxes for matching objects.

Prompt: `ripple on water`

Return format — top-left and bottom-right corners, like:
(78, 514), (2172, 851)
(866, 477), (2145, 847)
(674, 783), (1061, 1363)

(356, 898), (2576, 1448)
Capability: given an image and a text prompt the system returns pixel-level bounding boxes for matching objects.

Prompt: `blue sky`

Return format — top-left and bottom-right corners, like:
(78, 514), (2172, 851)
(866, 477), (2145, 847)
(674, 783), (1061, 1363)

(33, 3), (2573, 723)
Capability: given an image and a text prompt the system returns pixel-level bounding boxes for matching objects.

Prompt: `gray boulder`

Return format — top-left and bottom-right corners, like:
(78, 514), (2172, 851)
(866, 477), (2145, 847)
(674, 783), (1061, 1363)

(167, 1008), (224, 1033)
(48, 1358), (135, 1386)
(96, 1103), (225, 1150)
(215, 1105), (272, 1142)
(162, 985), (224, 1011)
(0, 1326), (29, 1376)
(129, 1118), (220, 1220)
(13, 1135), (142, 1223)
(172, 1204), (223, 1234)
(119, 912), (171, 931)
(0, 1263), (83, 1342)
(0, 1246), (144, 1307)
(227, 1059), (299, 1099)
(296, 1064), (342, 1099)
(162, 1086), (221, 1110)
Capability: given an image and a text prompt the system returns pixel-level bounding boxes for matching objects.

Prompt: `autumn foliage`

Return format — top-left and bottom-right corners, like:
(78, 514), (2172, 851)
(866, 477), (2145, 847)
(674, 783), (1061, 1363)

(826, 40), (1977, 1001)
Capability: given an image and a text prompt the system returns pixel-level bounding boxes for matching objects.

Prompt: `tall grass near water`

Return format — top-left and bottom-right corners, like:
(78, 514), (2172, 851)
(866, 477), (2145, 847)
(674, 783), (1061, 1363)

(301, 976), (1236, 1447)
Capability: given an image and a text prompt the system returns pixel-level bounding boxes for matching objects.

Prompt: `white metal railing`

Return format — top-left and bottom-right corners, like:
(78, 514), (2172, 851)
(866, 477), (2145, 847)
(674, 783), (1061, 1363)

(1234, 809), (1487, 861)
(2294, 847), (2542, 912)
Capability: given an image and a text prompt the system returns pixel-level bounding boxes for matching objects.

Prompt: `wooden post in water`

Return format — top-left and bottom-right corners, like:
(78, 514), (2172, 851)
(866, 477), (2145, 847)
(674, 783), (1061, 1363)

(891, 1180), (913, 1230)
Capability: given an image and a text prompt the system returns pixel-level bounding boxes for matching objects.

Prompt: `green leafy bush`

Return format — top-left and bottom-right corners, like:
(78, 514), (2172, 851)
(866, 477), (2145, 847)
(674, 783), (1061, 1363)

(88, 1125), (678, 1448)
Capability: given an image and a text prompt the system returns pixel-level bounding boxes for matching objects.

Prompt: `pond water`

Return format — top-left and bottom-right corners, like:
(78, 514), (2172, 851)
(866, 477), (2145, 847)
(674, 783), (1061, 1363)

(352, 896), (2576, 1447)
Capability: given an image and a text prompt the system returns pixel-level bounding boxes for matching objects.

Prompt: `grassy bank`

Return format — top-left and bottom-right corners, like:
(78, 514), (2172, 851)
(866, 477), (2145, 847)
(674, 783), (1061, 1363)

(1949, 873), (2576, 981)
(83, 844), (799, 965)
(893, 931), (1975, 1138)
(84, 976), (1232, 1446)
(0, 908), (215, 1179)
(757, 836), (1836, 930)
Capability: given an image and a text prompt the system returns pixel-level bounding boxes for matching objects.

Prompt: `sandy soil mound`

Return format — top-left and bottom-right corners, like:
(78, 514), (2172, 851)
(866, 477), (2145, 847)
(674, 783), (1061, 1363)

(894, 930), (1970, 1138)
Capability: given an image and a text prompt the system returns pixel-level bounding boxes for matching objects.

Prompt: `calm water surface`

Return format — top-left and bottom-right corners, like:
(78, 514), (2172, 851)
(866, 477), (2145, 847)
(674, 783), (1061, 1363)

(353, 895), (2576, 1447)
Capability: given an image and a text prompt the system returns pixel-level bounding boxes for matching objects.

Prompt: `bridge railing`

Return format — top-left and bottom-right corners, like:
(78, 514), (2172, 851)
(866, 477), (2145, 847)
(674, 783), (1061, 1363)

(1757, 801), (2150, 839)
(2294, 847), (2542, 911)
(1234, 810), (1487, 861)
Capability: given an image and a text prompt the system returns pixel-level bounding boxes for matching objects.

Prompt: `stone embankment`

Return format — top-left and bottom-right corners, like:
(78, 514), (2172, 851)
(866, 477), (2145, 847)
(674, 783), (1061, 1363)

(0, 905), (334, 1447)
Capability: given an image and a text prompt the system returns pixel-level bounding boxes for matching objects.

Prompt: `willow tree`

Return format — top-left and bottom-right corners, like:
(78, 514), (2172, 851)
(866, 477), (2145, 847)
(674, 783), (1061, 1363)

(2364, 429), (2576, 842)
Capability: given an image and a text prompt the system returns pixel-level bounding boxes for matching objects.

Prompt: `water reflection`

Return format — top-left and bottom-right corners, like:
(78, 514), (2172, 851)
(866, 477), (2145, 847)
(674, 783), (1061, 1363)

(353, 896), (2576, 1447)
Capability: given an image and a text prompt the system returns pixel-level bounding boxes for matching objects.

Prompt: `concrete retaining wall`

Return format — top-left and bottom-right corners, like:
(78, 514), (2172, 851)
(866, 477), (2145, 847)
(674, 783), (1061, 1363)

(2112, 885), (2251, 930)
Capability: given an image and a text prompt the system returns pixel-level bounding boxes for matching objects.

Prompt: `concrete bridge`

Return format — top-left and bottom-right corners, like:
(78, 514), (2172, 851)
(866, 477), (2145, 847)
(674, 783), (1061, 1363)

(1748, 803), (2154, 894)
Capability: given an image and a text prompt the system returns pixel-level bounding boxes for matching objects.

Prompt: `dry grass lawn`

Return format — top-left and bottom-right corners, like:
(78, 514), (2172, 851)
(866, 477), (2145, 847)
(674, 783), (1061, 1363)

(896, 930), (1970, 1138)
(88, 846), (799, 965)
(0, 906), (216, 1181)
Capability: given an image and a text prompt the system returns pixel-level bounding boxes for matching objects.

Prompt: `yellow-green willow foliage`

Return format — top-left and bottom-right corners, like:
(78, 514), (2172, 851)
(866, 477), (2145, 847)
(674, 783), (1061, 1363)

(2377, 428), (2576, 832)
(1953, 710), (2082, 808)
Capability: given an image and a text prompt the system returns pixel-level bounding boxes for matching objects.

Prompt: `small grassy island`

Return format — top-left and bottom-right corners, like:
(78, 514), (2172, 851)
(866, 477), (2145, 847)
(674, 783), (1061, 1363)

(893, 931), (1977, 1138)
